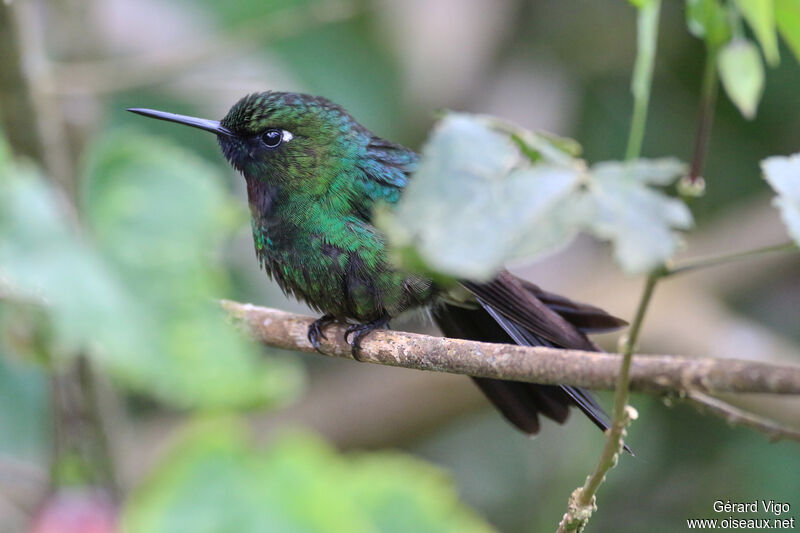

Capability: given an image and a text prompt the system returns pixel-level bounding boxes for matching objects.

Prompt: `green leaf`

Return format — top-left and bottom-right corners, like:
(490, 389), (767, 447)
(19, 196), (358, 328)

(81, 132), (303, 409)
(510, 129), (583, 162)
(686, 0), (732, 47)
(380, 114), (691, 279)
(577, 159), (693, 273)
(775, 0), (800, 63)
(591, 158), (688, 186)
(378, 114), (582, 280)
(762, 153), (800, 244)
(122, 419), (494, 533)
(718, 39), (765, 119)
(0, 166), (147, 359)
(0, 133), (302, 410)
(734, 0), (780, 65)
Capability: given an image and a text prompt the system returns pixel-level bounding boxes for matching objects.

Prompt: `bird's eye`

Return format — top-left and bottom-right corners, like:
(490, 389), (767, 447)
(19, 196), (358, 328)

(261, 129), (283, 148)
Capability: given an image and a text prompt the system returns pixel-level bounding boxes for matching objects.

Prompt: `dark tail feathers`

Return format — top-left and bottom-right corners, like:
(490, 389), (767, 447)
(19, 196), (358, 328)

(433, 277), (630, 452)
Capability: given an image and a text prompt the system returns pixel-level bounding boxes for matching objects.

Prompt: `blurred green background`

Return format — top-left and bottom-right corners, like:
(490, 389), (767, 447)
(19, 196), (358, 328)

(1, 0), (799, 532)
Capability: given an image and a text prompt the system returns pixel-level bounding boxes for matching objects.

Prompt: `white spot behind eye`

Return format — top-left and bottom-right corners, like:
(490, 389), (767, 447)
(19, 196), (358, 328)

(282, 130), (294, 143)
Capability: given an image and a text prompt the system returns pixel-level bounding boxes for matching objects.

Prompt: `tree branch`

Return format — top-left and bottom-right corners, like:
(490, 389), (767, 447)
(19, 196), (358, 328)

(686, 41), (719, 186)
(222, 300), (800, 398)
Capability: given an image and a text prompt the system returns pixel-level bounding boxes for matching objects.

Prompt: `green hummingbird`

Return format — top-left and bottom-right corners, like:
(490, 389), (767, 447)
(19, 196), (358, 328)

(128, 92), (628, 442)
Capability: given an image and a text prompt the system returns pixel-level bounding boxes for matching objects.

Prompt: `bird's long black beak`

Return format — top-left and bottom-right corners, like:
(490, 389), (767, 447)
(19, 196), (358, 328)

(127, 108), (234, 137)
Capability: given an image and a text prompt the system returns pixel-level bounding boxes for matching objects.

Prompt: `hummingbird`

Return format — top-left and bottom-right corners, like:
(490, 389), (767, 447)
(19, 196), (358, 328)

(128, 92), (628, 442)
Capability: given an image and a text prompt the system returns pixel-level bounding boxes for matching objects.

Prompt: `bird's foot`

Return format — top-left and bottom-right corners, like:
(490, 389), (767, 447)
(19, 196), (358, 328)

(344, 315), (391, 362)
(307, 314), (336, 354)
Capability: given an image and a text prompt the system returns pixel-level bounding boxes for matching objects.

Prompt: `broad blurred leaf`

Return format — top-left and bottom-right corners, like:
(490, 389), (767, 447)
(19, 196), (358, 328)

(775, 0), (800, 63)
(718, 39), (765, 119)
(122, 419), (494, 533)
(380, 115), (691, 279)
(508, 127), (583, 163)
(525, 131), (583, 159)
(0, 135), (52, 464)
(686, 0), (732, 47)
(0, 165), (147, 359)
(578, 159), (692, 273)
(734, 0), (780, 65)
(81, 132), (303, 408)
(762, 153), (800, 244)
(0, 132), (301, 409)
(378, 115), (582, 280)
(185, 0), (312, 27)
(589, 158), (688, 186)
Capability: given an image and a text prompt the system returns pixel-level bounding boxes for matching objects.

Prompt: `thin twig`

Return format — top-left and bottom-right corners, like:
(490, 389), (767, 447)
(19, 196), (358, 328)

(557, 271), (659, 532)
(222, 301), (800, 397)
(685, 391), (800, 443)
(558, 3), (663, 529)
(666, 241), (798, 277)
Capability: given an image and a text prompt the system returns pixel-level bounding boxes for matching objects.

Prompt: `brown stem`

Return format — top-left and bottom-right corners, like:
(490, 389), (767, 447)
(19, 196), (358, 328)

(77, 357), (119, 497)
(687, 45), (719, 184)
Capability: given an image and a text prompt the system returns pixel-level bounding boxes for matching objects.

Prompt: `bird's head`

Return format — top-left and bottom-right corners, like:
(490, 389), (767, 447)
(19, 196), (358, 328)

(128, 91), (372, 193)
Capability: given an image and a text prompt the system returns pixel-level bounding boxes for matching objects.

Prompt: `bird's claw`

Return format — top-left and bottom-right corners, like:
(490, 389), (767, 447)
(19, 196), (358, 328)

(344, 315), (390, 361)
(307, 314), (336, 354)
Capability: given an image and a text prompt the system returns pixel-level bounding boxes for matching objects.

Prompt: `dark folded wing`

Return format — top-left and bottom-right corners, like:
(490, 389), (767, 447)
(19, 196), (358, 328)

(433, 302), (570, 434)
(461, 271), (597, 349)
(436, 271), (631, 452)
(517, 278), (628, 334)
